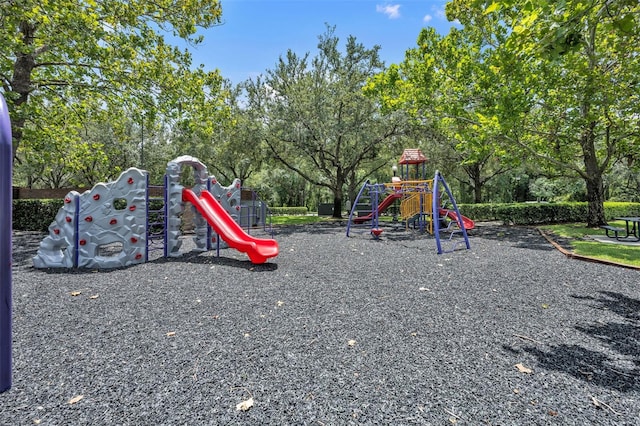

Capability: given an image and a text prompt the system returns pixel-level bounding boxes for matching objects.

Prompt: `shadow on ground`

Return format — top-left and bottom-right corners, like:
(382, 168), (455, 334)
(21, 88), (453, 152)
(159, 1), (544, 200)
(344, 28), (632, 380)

(506, 291), (640, 393)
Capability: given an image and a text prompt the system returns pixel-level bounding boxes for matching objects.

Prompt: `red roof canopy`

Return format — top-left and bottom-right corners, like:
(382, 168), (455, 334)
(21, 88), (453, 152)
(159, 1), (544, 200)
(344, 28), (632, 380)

(398, 148), (428, 165)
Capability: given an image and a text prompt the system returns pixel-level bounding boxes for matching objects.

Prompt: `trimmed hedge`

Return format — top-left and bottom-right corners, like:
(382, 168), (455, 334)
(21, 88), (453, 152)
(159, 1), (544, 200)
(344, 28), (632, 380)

(13, 198), (166, 232)
(456, 203), (501, 222)
(13, 199), (64, 232)
(13, 199), (640, 231)
(458, 201), (640, 225)
(270, 206), (308, 216)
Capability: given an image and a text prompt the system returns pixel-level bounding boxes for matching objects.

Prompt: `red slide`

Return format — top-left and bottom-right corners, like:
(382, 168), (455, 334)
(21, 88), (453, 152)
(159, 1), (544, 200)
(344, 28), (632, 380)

(182, 189), (279, 264)
(353, 193), (402, 223)
(440, 209), (475, 230)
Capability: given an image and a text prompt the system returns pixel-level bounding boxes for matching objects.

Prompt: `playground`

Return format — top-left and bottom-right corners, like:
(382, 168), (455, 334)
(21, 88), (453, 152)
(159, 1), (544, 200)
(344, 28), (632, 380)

(346, 148), (474, 255)
(2, 223), (639, 424)
(1, 96), (639, 423)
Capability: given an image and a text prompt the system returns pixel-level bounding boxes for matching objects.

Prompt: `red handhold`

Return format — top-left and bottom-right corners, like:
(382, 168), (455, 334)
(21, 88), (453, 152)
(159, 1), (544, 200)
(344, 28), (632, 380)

(85, 216), (93, 222)
(236, 205), (241, 211)
(236, 183), (240, 189)
(110, 218), (117, 225)
(131, 237), (138, 243)
(135, 253), (143, 260)
(64, 197), (71, 204)
(226, 192), (231, 197)
(53, 229), (60, 235)
(65, 216), (72, 223)
(127, 177), (134, 184)
(93, 194), (100, 201)
(129, 205), (136, 212)
(211, 179), (217, 184)
(79, 239), (86, 246)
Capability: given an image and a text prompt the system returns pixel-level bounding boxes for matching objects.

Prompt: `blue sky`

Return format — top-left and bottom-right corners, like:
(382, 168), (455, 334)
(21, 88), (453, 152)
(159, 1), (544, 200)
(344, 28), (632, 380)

(182, 0), (459, 84)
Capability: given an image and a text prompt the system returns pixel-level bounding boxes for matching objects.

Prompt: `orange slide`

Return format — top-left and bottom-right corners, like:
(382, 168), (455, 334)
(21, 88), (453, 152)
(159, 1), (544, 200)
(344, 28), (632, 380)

(440, 209), (475, 230)
(182, 189), (279, 264)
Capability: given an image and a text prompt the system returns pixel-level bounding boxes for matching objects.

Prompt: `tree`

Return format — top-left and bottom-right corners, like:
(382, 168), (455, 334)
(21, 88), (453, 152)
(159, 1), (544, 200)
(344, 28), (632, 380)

(446, 0), (640, 226)
(245, 25), (407, 218)
(366, 27), (520, 203)
(0, 0), (224, 164)
(173, 82), (268, 185)
(14, 95), (141, 188)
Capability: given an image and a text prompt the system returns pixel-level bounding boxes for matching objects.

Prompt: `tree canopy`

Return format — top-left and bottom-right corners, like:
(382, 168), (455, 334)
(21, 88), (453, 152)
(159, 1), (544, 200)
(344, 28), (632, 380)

(368, 0), (639, 225)
(3, 2), (639, 219)
(245, 26), (407, 217)
(445, 0), (640, 225)
(1, 0), (225, 170)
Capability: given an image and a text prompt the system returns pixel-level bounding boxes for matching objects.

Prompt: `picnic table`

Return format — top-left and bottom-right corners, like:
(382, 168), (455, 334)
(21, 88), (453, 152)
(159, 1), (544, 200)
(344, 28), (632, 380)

(601, 217), (640, 241)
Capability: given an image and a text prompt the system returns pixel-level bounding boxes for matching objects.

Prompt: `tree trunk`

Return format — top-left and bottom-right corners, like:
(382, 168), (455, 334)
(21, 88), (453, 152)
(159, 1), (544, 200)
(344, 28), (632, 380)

(10, 21), (38, 161)
(582, 121), (607, 227)
(331, 169), (345, 218)
(469, 163), (483, 203)
(473, 176), (482, 203)
(332, 193), (343, 219)
(585, 175), (606, 227)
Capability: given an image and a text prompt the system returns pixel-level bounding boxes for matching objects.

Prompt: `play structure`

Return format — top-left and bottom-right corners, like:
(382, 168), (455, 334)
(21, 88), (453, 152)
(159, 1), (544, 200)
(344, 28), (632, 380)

(33, 155), (279, 268)
(346, 149), (474, 254)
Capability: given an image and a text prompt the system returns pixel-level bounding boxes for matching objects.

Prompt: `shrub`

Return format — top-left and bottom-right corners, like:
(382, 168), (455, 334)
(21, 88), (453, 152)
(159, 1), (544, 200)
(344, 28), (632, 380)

(458, 202), (640, 225)
(270, 206), (308, 216)
(457, 203), (502, 221)
(13, 199), (64, 232)
(14, 199), (640, 230)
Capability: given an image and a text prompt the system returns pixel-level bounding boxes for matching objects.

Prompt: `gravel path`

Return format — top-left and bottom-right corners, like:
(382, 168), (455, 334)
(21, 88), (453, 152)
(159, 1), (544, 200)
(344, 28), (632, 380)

(1, 223), (639, 425)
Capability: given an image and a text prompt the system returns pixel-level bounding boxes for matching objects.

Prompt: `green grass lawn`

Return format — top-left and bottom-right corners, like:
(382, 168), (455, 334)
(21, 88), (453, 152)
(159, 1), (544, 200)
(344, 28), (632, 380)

(539, 222), (640, 268)
(270, 213), (397, 226)
(270, 215), (334, 225)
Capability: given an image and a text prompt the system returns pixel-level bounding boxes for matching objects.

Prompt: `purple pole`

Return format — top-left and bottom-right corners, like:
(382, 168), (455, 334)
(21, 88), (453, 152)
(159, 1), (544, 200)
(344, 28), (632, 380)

(0, 92), (13, 392)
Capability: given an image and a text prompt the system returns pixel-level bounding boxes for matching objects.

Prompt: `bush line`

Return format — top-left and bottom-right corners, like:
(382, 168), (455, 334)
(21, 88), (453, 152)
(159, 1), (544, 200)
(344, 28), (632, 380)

(13, 200), (640, 231)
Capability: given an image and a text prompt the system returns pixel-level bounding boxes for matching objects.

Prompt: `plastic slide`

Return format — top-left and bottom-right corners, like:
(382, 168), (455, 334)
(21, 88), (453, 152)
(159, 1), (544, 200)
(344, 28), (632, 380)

(182, 189), (279, 264)
(440, 209), (475, 230)
(354, 193), (402, 223)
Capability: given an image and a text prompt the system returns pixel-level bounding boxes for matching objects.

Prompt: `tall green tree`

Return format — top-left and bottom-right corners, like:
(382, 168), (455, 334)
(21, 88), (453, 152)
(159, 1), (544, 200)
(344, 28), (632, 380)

(1, 0), (224, 163)
(447, 0), (640, 226)
(173, 82), (268, 186)
(245, 26), (407, 218)
(366, 27), (520, 203)
(14, 95), (142, 188)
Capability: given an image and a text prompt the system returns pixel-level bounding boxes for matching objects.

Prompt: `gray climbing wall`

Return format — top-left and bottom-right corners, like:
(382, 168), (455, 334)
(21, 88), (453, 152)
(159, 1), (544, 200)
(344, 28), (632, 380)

(33, 168), (148, 268)
(165, 155), (209, 256)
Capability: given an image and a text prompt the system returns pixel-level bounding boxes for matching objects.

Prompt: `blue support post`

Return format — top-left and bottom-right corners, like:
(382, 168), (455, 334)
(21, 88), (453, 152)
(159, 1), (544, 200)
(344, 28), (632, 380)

(145, 173), (150, 262)
(432, 175), (443, 254)
(73, 195), (80, 268)
(432, 170), (471, 254)
(206, 178), (212, 251)
(0, 93), (13, 392)
(163, 174), (168, 259)
(346, 180), (370, 237)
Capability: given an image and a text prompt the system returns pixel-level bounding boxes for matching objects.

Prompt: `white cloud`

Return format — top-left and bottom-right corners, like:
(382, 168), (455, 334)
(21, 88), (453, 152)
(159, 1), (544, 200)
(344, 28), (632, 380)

(423, 14), (433, 23)
(376, 4), (401, 19)
(433, 6), (446, 20)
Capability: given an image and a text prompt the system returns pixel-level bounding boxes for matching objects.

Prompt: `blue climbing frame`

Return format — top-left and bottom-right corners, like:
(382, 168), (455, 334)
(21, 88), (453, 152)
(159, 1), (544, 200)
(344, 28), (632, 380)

(432, 170), (471, 254)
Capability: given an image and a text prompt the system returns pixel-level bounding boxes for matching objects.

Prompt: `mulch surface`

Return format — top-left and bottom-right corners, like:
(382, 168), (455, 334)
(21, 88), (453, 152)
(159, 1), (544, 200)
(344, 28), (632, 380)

(2, 223), (639, 425)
